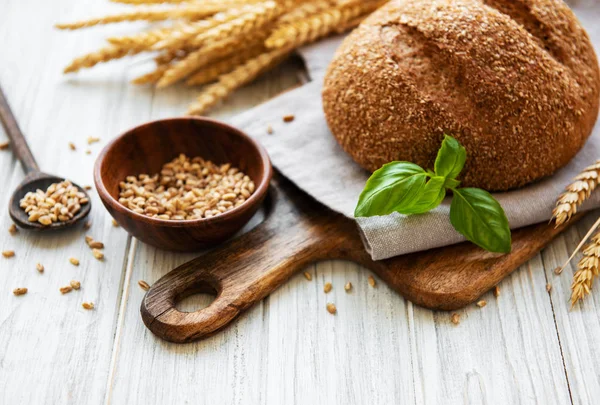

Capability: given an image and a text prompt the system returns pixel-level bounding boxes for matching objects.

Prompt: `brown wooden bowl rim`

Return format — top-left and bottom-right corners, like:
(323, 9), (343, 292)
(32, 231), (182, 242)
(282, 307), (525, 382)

(93, 116), (272, 229)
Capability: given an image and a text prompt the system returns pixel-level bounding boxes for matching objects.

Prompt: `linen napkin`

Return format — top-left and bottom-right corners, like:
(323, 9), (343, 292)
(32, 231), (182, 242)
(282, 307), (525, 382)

(230, 0), (600, 260)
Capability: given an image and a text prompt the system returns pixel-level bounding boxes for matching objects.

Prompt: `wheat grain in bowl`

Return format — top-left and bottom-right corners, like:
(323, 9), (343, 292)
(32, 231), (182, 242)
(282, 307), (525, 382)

(118, 154), (255, 221)
(19, 180), (89, 226)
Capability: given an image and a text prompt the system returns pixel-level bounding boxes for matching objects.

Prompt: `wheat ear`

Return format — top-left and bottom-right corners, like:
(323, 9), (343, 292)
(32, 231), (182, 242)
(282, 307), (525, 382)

(186, 45), (265, 85)
(187, 46), (291, 115)
(265, 0), (384, 49)
(131, 49), (189, 84)
(552, 160), (600, 227)
(151, 6), (252, 51)
(571, 229), (600, 307)
(107, 25), (177, 48)
(185, 1), (282, 48)
(55, 6), (225, 30)
(276, 0), (333, 24)
(63, 46), (138, 73)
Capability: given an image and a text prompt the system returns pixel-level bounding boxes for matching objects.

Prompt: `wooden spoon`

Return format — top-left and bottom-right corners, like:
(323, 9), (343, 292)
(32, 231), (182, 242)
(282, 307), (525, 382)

(0, 84), (91, 230)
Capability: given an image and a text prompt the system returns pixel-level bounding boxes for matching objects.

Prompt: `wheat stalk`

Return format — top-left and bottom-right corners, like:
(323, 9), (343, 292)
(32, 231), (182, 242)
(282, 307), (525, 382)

(151, 6), (254, 51)
(55, 5), (225, 30)
(265, 0), (384, 49)
(571, 229), (600, 307)
(186, 45), (265, 85)
(64, 46), (138, 73)
(187, 46), (292, 115)
(107, 25), (177, 47)
(58, 0), (383, 114)
(184, 1), (283, 49)
(276, 0), (333, 24)
(552, 160), (600, 227)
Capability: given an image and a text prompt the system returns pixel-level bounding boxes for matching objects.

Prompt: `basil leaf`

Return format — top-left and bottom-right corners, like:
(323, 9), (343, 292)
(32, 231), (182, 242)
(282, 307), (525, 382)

(450, 188), (511, 253)
(402, 176), (446, 214)
(434, 135), (466, 179)
(354, 162), (428, 217)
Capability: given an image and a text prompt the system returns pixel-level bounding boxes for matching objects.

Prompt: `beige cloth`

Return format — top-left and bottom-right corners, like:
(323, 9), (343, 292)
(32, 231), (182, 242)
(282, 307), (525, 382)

(230, 1), (600, 260)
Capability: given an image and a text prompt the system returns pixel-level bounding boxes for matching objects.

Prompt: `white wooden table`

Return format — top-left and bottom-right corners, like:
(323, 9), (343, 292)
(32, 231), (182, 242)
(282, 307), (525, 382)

(1, 1), (599, 404)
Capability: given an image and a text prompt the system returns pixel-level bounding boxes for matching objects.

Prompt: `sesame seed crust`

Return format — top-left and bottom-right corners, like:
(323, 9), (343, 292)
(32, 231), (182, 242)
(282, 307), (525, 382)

(322, 0), (600, 191)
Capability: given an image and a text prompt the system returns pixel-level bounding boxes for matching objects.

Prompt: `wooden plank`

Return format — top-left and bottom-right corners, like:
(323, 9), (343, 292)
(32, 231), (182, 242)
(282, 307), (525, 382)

(0, 0), (151, 403)
(409, 252), (572, 404)
(541, 212), (600, 404)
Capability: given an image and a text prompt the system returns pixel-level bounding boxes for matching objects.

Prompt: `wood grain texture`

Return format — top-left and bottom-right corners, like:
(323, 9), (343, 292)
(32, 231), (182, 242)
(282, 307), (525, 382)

(1, 0), (599, 404)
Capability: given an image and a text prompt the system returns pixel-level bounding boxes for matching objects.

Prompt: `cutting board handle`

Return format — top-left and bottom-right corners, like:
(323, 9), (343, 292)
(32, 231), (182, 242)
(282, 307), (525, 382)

(141, 178), (360, 342)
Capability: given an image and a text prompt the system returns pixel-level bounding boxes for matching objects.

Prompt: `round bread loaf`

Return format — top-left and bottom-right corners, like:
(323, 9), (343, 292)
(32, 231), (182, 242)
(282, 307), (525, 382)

(322, 0), (600, 190)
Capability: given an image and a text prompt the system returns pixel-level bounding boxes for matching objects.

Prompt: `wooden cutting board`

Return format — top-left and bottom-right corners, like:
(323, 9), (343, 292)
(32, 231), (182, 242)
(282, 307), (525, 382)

(141, 173), (575, 343)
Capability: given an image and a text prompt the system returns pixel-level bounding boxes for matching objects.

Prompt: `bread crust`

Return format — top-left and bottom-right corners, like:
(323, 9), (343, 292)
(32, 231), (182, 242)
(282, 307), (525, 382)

(322, 0), (600, 190)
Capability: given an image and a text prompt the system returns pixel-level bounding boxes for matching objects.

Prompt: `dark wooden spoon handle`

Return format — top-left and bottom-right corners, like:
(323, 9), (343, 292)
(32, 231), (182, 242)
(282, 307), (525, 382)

(0, 84), (39, 173)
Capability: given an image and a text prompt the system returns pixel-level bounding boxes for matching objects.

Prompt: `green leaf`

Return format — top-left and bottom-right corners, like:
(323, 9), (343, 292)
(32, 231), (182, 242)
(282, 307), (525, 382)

(444, 178), (461, 190)
(402, 176), (447, 214)
(434, 135), (466, 179)
(450, 188), (511, 253)
(354, 162), (428, 217)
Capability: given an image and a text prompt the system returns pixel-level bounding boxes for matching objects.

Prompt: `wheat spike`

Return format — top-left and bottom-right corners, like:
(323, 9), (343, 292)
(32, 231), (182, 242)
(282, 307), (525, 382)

(55, 5), (225, 30)
(63, 46), (137, 73)
(552, 160), (600, 226)
(132, 50), (189, 84)
(151, 6), (252, 51)
(154, 1), (281, 52)
(265, 0), (384, 49)
(186, 45), (265, 85)
(571, 230), (600, 307)
(156, 35), (244, 87)
(107, 25), (179, 48)
(187, 46), (291, 115)
(186, 1), (282, 48)
(276, 0), (332, 24)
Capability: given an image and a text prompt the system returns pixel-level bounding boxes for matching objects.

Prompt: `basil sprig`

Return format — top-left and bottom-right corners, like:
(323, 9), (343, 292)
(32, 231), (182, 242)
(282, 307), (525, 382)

(355, 135), (511, 253)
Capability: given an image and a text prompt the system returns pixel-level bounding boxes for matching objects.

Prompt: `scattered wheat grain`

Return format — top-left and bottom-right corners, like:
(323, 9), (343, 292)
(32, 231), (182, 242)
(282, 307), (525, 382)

(70, 280), (81, 290)
(0, 141), (9, 150)
(2, 250), (15, 258)
(82, 302), (95, 310)
(450, 313), (460, 325)
(324, 282), (332, 293)
(476, 300), (487, 308)
(36, 263), (44, 273)
(326, 302), (336, 315)
(344, 282), (352, 292)
(69, 257), (80, 266)
(368, 275), (376, 287)
(60, 286), (73, 294)
(303, 272), (312, 281)
(8, 224), (17, 235)
(92, 249), (104, 260)
(13, 288), (27, 296)
(138, 280), (151, 291)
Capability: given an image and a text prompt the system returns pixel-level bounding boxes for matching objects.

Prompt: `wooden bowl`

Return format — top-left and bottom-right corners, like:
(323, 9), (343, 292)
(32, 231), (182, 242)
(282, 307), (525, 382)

(94, 117), (272, 251)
